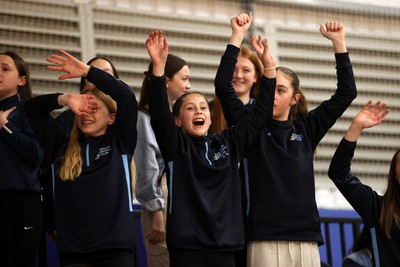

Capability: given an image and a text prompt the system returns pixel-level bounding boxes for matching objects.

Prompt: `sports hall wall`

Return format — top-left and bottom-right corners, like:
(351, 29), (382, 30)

(1, 0), (400, 209)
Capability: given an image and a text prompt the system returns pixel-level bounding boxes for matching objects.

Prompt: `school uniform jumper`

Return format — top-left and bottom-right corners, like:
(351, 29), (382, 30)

(148, 57), (275, 253)
(216, 46), (357, 244)
(329, 138), (400, 267)
(0, 94), (43, 192)
(0, 94), (44, 266)
(24, 67), (138, 256)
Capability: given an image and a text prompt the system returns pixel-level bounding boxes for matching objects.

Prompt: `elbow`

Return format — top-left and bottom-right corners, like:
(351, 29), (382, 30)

(327, 162), (337, 181)
(350, 88), (357, 100)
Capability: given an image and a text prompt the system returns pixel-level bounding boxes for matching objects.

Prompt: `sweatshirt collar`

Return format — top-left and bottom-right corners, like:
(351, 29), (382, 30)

(0, 94), (21, 108)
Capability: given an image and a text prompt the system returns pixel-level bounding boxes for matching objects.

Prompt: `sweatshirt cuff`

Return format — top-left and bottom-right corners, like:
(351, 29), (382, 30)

(1, 122), (15, 134)
(225, 44), (241, 59)
(141, 198), (166, 212)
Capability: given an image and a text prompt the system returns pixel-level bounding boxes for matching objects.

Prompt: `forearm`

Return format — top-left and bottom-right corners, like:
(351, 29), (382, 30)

(229, 32), (246, 48)
(344, 122), (363, 142)
(149, 75), (177, 161)
(214, 44), (246, 125)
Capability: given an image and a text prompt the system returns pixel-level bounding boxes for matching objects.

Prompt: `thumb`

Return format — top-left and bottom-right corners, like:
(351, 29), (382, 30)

(319, 24), (326, 36)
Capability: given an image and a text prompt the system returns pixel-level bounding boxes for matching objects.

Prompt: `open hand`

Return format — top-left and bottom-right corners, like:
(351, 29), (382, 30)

(352, 100), (390, 129)
(145, 31), (168, 76)
(251, 35), (276, 72)
(47, 50), (90, 80)
(64, 94), (99, 116)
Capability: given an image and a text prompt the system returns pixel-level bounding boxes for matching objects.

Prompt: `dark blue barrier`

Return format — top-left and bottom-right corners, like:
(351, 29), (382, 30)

(319, 209), (363, 267)
(37, 207), (362, 267)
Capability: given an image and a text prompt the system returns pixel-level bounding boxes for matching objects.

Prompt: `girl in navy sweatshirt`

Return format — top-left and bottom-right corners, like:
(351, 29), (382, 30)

(0, 51), (43, 267)
(24, 50), (137, 267)
(216, 21), (357, 266)
(145, 14), (275, 266)
(328, 101), (400, 267)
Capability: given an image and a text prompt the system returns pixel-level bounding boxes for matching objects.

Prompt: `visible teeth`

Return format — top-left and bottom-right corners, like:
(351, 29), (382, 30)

(193, 119), (204, 125)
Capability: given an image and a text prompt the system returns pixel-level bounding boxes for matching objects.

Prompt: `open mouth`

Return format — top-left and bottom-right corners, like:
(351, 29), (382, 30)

(193, 118), (205, 126)
(81, 120), (94, 125)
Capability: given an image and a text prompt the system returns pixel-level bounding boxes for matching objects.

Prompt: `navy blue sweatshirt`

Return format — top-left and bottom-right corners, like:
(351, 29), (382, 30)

(216, 47), (357, 244)
(0, 94), (43, 192)
(148, 53), (275, 251)
(24, 67), (138, 255)
(329, 138), (400, 266)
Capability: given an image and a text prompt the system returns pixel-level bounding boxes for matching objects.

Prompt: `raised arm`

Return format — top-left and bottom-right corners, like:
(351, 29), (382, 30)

(146, 31), (177, 162)
(328, 101), (390, 224)
(344, 100), (390, 142)
(215, 12), (255, 125)
(319, 21), (346, 53)
(229, 12), (253, 48)
(307, 21), (357, 147)
(46, 50), (138, 153)
(232, 36), (276, 155)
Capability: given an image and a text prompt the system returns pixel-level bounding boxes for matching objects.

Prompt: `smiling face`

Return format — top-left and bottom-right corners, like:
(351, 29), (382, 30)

(173, 93), (211, 137)
(0, 54), (26, 101)
(273, 70), (300, 121)
(232, 55), (258, 102)
(76, 92), (116, 137)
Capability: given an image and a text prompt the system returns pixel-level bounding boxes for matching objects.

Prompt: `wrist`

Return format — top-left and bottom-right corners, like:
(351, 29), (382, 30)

(229, 33), (245, 48)
(264, 67), (276, 71)
(58, 94), (67, 107)
(332, 40), (347, 53)
(81, 65), (91, 78)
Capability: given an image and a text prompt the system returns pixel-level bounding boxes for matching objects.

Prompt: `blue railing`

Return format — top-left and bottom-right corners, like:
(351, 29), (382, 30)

(37, 208), (363, 267)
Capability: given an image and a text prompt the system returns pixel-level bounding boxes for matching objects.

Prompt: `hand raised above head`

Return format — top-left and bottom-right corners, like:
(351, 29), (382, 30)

(230, 12), (253, 34)
(229, 12), (253, 47)
(145, 31), (168, 76)
(251, 35), (276, 76)
(319, 21), (346, 53)
(46, 50), (90, 80)
(352, 100), (390, 129)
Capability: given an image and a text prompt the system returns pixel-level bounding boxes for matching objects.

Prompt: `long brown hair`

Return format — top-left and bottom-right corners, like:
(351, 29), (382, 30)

(1, 51), (32, 99)
(276, 66), (308, 123)
(379, 149), (400, 238)
(210, 46), (263, 134)
(139, 54), (188, 113)
(59, 88), (117, 181)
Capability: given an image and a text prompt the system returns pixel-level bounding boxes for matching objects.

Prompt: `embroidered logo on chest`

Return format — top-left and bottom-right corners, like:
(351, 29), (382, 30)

(95, 146), (112, 160)
(213, 145), (229, 161)
(289, 133), (304, 141)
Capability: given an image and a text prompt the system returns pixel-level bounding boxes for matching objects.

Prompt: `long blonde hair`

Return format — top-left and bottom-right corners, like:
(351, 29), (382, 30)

(59, 88), (117, 181)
